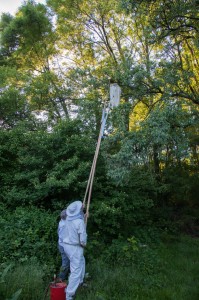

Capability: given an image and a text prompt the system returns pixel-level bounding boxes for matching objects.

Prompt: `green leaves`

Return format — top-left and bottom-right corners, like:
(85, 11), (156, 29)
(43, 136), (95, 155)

(1, 2), (55, 60)
(0, 0), (198, 267)
(0, 119), (95, 207)
(0, 205), (58, 265)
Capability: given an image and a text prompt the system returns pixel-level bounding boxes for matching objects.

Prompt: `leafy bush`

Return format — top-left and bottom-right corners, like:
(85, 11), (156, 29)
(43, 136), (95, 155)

(0, 119), (95, 208)
(0, 205), (59, 270)
(100, 236), (139, 266)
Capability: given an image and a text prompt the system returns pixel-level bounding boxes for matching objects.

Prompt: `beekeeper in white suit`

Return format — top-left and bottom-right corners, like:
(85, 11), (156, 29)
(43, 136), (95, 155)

(63, 200), (87, 300)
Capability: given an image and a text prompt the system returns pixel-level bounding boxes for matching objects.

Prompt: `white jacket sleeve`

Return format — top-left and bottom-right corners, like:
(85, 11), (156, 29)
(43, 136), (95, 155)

(78, 220), (87, 246)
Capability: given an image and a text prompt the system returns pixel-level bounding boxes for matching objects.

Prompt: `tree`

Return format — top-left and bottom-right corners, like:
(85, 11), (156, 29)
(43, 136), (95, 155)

(0, 1), (72, 125)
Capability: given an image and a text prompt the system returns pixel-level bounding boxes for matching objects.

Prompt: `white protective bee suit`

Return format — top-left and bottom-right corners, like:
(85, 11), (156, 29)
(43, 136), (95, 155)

(63, 201), (87, 300)
(57, 210), (70, 280)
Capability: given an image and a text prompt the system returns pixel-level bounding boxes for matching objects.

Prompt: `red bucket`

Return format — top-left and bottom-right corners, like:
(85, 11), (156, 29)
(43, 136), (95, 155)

(50, 282), (66, 300)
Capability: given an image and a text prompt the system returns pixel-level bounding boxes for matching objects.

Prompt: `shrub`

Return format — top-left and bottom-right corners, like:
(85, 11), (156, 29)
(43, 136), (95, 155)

(0, 205), (59, 270)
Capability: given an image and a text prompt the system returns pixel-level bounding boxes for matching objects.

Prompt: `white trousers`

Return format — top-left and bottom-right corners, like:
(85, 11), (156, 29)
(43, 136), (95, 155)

(63, 244), (85, 299)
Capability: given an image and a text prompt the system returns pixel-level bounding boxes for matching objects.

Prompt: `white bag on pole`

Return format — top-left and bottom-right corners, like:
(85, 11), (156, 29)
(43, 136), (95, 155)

(110, 83), (121, 108)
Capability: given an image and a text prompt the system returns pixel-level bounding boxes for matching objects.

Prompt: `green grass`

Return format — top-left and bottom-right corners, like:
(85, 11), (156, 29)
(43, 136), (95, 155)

(1, 235), (199, 300)
(153, 235), (199, 300)
(76, 235), (199, 300)
(0, 261), (47, 300)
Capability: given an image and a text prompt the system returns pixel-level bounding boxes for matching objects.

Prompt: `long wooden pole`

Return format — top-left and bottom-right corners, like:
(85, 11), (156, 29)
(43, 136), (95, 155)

(83, 103), (110, 225)
(83, 82), (121, 225)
